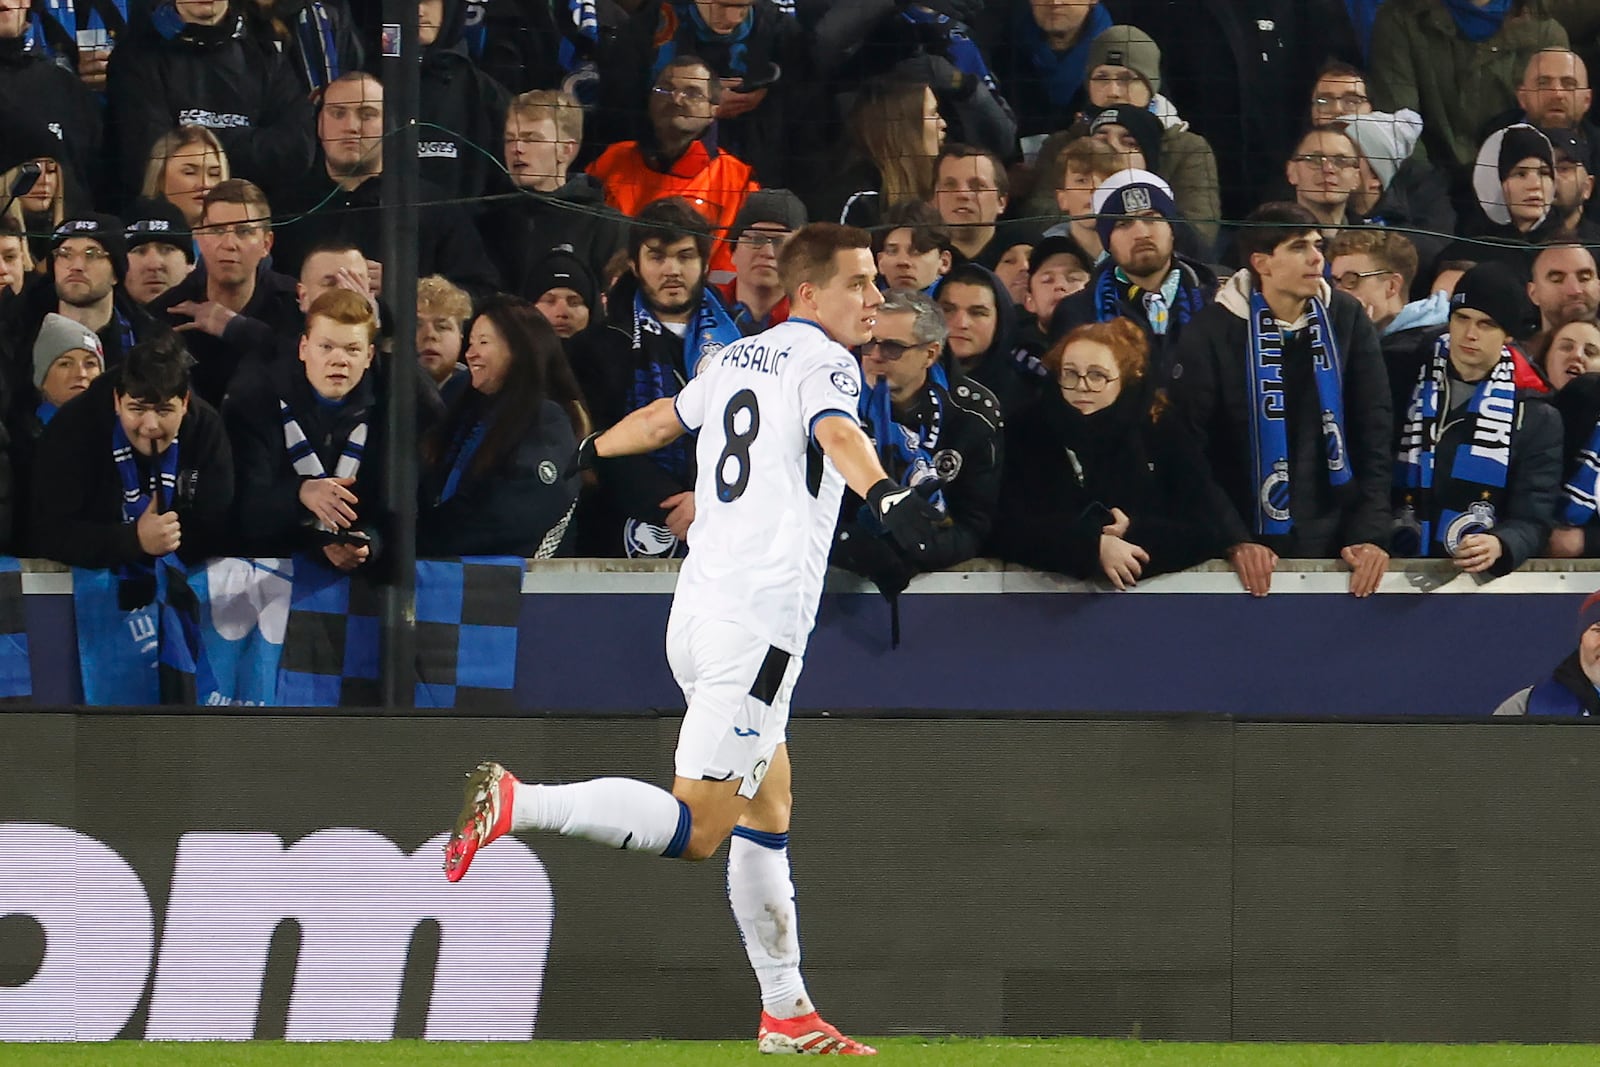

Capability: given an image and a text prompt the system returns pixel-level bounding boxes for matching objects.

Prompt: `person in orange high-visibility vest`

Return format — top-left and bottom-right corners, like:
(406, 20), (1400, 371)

(588, 56), (758, 280)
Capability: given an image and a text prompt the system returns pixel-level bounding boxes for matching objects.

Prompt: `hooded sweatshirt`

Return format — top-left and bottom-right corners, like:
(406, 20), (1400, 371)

(419, 0), (510, 204)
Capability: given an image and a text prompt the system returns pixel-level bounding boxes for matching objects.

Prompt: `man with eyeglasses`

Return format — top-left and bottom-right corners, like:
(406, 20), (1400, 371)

(719, 189), (805, 335)
(7, 214), (160, 391)
(150, 179), (299, 408)
(1368, 0), (1566, 168)
(1328, 228), (1453, 420)
(831, 287), (1001, 600)
(1309, 61), (1373, 128)
(1286, 128), (1366, 238)
(589, 56), (759, 280)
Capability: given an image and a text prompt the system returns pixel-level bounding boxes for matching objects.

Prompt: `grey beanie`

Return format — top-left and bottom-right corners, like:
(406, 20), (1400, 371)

(32, 312), (103, 389)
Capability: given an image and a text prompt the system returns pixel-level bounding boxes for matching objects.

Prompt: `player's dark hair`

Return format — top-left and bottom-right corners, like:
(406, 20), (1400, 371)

(778, 222), (873, 297)
(117, 331), (192, 405)
(628, 197), (713, 265)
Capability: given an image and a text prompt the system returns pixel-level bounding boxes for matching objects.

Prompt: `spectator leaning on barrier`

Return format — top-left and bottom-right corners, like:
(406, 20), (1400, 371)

(1392, 261), (1562, 576)
(1493, 590), (1600, 715)
(1368, 0), (1568, 170)
(30, 330), (232, 567)
(587, 56), (758, 281)
(417, 295), (585, 558)
(831, 287), (1002, 598)
(224, 288), (424, 571)
(480, 89), (628, 295)
(1051, 170), (1215, 387)
(720, 188), (804, 336)
(122, 198), (195, 308)
(989, 317), (1228, 587)
(1171, 202), (1393, 599)
(150, 179), (300, 408)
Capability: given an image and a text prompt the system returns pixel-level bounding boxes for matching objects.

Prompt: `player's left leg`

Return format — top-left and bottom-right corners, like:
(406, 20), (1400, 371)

(734, 750), (877, 1056)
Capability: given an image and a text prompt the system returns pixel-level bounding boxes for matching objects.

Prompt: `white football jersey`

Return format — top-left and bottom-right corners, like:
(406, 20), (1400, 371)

(671, 318), (864, 655)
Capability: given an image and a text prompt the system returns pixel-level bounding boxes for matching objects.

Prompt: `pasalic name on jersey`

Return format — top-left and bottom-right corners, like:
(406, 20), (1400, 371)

(718, 342), (789, 375)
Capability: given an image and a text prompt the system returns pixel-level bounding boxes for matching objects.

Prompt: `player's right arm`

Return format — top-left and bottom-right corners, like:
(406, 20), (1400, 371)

(812, 414), (945, 553)
(577, 397), (688, 467)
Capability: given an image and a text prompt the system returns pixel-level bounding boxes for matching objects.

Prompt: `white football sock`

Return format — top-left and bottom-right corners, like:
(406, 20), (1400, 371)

(511, 778), (691, 857)
(728, 829), (814, 1019)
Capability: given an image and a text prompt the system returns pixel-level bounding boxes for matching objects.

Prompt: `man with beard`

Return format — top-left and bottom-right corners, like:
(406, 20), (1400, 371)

(1542, 129), (1600, 241)
(268, 71), (498, 297)
(1171, 203), (1392, 599)
(5, 214), (160, 391)
(1051, 171), (1216, 383)
(122, 199), (194, 308)
(585, 197), (743, 558)
(588, 57), (758, 280)
(150, 179), (300, 407)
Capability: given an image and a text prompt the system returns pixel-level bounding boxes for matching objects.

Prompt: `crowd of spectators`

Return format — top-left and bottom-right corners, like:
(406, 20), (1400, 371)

(5, 0), (1600, 596)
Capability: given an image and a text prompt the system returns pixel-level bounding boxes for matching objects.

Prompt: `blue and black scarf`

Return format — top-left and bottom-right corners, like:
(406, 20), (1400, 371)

(1094, 265), (1206, 337)
(281, 398), (367, 530)
(1562, 419), (1600, 527)
(291, 1), (344, 92)
(1245, 291), (1352, 536)
(652, 0), (754, 80)
(626, 287), (742, 480)
(857, 366), (950, 530)
(434, 408), (491, 505)
(112, 419), (212, 702)
(1393, 334), (1516, 557)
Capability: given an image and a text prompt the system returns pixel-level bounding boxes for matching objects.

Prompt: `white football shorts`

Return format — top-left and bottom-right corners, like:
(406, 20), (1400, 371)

(666, 610), (802, 800)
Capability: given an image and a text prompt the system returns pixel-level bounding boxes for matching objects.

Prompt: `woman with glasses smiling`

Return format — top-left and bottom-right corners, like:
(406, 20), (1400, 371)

(988, 317), (1227, 589)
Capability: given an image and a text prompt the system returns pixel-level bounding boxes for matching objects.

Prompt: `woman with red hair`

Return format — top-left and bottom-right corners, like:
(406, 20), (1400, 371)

(988, 317), (1228, 588)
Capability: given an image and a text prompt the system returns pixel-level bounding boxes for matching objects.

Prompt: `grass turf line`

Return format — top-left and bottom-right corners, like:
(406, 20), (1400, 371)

(4, 1039), (1600, 1066)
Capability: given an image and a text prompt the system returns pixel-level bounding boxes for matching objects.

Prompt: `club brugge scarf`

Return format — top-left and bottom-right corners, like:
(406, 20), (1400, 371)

(112, 419), (213, 702)
(653, 0), (756, 80)
(1094, 265), (1205, 337)
(627, 287), (741, 479)
(1017, 0), (1111, 111)
(1392, 334), (1515, 557)
(1246, 291), (1352, 536)
(291, 1), (343, 92)
(1526, 651), (1600, 717)
(556, 0), (599, 75)
(857, 366), (950, 528)
(281, 399), (367, 530)
(1562, 418), (1600, 526)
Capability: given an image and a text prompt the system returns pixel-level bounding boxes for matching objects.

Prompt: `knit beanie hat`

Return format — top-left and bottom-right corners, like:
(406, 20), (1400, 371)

(1450, 261), (1532, 335)
(51, 214), (127, 281)
(1090, 105), (1164, 173)
(1085, 25), (1161, 95)
(32, 312), (103, 388)
(1091, 169), (1179, 249)
(1337, 109), (1424, 191)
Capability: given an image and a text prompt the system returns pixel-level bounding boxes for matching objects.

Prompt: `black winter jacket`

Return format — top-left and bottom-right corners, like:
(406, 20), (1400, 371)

(477, 173), (628, 295)
(149, 264), (302, 407)
(267, 168), (501, 299)
(0, 38), (103, 204)
(418, 0), (511, 204)
(417, 395), (581, 557)
(1051, 254), (1219, 383)
(1170, 276), (1394, 556)
(989, 381), (1227, 579)
(105, 11), (315, 200)
(30, 371), (233, 566)
(832, 370), (1004, 586)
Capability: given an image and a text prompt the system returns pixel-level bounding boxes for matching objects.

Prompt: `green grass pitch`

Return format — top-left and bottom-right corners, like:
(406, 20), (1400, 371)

(6, 1040), (1600, 1066)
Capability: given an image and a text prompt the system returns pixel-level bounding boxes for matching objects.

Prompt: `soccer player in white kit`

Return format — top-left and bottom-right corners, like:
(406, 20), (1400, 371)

(443, 223), (943, 1055)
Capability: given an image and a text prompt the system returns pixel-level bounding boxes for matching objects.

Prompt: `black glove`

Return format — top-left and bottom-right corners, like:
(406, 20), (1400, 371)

(866, 477), (944, 554)
(565, 432), (600, 480)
